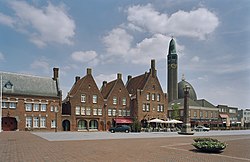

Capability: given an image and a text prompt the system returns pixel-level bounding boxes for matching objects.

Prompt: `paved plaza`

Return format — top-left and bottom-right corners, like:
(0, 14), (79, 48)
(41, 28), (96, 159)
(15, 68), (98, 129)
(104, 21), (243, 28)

(0, 130), (250, 162)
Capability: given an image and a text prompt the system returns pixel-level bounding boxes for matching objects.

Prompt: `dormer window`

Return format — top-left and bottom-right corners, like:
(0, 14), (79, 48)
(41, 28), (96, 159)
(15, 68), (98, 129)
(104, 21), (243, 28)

(4, 81), (13, 89)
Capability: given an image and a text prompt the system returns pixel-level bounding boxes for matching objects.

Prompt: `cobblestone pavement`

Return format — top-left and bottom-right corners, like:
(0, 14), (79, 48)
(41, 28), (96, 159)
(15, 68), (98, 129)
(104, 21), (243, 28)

(0, 131), (250, 162)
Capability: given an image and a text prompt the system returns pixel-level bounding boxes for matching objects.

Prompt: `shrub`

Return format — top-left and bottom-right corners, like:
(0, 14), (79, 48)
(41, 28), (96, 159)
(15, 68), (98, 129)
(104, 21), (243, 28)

(192, 137), (227, 153)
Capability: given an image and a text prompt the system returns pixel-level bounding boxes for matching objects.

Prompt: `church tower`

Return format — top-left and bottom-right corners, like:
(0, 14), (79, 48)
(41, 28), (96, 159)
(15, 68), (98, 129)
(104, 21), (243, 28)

(167, 38), (178, 103)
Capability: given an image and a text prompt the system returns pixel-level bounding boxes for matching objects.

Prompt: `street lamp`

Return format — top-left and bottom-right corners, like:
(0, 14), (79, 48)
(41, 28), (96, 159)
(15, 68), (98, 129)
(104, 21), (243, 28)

(178, 85), (194, 135)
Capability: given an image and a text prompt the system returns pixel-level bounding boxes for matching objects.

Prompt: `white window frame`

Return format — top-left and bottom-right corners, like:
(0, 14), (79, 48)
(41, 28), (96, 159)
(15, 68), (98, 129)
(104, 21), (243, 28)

(112, 109), (116, 117)
(50, 105), (54, 112)
(113, 96), (117, 105)
(9, 102), (16, 109)
(2, 102), (8, 108)
(41, 104), (47, 112)
(33, 104), (39, 111)
(75, 106), (80, 115)
(146, 104), (150, 112)
(118, 110), (122, 116)
(127, 110), (130, 117)
(51, 120), (56, 128)
(146, 93), (150, 101)
(122, 98), (126, 106)
(25, 103), (32, 111)
(40, 117), (46, 128)
(123, 110), (126, 116)
(33, 117), (39, 128)
(86, 107), (91, 116)
(26, 117), (32, 128)
(81, 107), (85, 115)
(142, 104), (146, 112)
(81, 94), (86, 103)
(93, 108), (97, 116)
(93, 95), (97, 104)
(152, 93), (155, 101)
(108, 109), (112, 116)
(98, 108), (102, 116)
(157, 94), (160, 102)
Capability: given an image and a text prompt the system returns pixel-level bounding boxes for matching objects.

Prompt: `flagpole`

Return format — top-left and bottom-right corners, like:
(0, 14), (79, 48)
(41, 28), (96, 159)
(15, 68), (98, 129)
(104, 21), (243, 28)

(0, 75), (2, 132)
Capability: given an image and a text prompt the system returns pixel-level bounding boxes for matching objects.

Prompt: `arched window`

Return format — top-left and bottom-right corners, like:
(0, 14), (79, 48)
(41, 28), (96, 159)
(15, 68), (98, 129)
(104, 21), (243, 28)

(89, 120), (98, 130)
(78, 120), (87, 130)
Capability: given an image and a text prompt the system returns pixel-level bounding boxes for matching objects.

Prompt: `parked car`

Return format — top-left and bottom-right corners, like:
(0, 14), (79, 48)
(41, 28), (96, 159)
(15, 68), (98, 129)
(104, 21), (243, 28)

(194, 126), (210, 132)
(109, 125), (131, 133)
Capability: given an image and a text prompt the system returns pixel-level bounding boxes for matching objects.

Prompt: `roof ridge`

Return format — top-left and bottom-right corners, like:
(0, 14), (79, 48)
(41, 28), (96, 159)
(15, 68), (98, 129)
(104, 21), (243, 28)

(0, 71), (52, 79)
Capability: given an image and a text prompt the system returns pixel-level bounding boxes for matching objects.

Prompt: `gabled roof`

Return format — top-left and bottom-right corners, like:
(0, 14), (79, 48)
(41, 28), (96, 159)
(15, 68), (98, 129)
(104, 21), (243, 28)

(0, 71), (59, 97)
(101, 80), (116, 99)
(68, 75), (87, 97)
(126, 72), (149, 95)
(196, 99), (216, 108)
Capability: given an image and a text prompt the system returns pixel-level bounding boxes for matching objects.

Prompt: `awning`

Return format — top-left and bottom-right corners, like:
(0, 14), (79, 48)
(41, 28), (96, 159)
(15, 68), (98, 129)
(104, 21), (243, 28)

(219, 114), (229, 118)
(114, 118), (133, 124)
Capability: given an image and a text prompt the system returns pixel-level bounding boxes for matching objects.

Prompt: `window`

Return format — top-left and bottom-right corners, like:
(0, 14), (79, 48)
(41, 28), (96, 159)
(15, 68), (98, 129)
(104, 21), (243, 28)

(157, 105), (160, 112)
(9, 102), (16, 109)
(157, 94), (160, 102)
(51, 120), (56, 128)
(161, 105), (164, 112)
(118, 110), (122, 116)
(194, 111), (197, 117)
(41, 104), (46, 112)
(108, 109), (112, 116)
(211, 112), (213, 118)
(146, 104), (150, 112)
(113, 97), (117, 105)
(123, 110), (126, 116)
(26, 117), (32, 128)
(127, 110), (130, 117)
(142, 104), (146, 112)
(93, 95), (97, 104)
(25, 103), (32, 111)
(81, 107), (85, 115)
(152, 93), (155, 101)
(86, 108), (91, 115)
(2, 102), (7, 108)
(157, 105), (164, 112)
(40, 117), (46, 128)
(55, 106), (58, 112)
(81, 94), (86, 103)
(205, 111), (208, 118)
(93, 108), (97, 116)
(146, 93), (150, 101)
(112, 109), (116, 116)
(180, 110), (184, 116)
(122, 98), (126, 106)
(75, 106), (80, 115)
(200, 111), (203, 118)
(33, 117), (39, 128)
(33, 104), (39, 111)
(50, 105), (54, 112)
(98, 108), (102, 116)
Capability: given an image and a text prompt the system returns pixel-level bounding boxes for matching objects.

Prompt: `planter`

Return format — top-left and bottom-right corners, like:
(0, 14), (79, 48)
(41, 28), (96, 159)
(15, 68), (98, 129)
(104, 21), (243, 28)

(192, 138), (227, 153)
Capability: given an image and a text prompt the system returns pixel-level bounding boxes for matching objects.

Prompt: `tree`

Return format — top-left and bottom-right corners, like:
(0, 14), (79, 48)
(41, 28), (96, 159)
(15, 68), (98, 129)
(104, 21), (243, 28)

(171, 103), (180, 120)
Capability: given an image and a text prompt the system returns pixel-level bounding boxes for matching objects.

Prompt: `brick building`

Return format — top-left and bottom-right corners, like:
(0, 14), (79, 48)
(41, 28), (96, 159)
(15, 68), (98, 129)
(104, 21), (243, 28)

(126, 60), (168, 128)
(62, 68), (105, 131)
(0, 68), (62, 131)
(101, 73), (132, 130)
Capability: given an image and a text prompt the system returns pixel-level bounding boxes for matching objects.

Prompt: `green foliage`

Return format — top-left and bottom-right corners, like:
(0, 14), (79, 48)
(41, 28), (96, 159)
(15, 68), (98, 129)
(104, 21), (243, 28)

(171, 103), (180, 120)
(131, 118), (141, 132)
(192, 137), (227, 153)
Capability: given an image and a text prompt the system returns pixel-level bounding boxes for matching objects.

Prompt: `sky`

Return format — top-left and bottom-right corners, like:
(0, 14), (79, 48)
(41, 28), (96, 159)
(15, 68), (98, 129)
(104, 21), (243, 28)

(0, 0), (249, 109)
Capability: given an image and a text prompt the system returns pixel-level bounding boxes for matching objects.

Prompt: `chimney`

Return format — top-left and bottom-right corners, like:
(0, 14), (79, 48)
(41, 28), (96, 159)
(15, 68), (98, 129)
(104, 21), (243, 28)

(150, 59), (156, 77)
(127, 75), (132, 82)
(75, 76), (80, 84)
(117, 73), (122, 80)
(87, 68), (92, 75)
(102, 81), (107, 87)
(53, 67), (59, 80)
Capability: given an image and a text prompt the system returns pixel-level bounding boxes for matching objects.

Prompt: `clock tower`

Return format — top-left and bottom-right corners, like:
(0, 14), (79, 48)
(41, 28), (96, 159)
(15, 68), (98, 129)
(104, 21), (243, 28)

(167, 38), (178, 102)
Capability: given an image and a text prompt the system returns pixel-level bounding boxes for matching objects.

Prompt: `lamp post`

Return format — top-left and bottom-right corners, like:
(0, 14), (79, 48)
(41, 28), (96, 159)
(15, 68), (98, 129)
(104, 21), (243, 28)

(178, 85), (194, 135)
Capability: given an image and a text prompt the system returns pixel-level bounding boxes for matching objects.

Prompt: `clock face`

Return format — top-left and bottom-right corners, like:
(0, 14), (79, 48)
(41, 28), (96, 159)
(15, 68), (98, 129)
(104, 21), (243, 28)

(171, 64), (177, 68)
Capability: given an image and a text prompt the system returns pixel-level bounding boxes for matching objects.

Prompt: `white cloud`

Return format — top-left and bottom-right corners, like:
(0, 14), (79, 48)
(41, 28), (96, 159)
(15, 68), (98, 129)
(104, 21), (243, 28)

(0, 13), (15, 27)
(95, 73), (117, 88)
(30, 58), (50, 73)
(191, 56), (200, 62)
(71, 51), (98, 63)
(126, 4), (219, 39)
(8, 1), (75, 47)
(0, 52), (5, 61)
(103, 28), (133, 56)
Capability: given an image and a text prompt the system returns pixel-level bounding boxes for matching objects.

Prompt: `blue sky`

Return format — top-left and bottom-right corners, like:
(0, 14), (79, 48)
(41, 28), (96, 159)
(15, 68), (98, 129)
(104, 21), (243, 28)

(0, 0), (249, 109)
